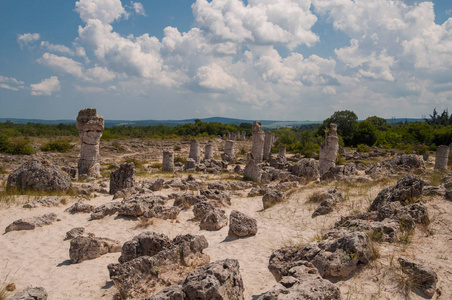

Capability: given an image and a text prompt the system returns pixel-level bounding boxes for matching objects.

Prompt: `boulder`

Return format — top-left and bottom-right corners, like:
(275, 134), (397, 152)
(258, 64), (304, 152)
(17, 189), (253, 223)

(69, 235), (122, 263)
(262, 190), (285, 209)
(109, 162), (135, 195)
(23, 196), (61, 208)
(200, 189), (231, 206)
(64, 227), (85, 240)
(5, 213), (57, 233)
(118, 193), (165, 217)
(144, 205), (181, 220)
(119, 231), (171, 263)
(289, 158), (320, 182)
(199, 209), (228, 231)
(312, 189), (343, 218)
(65, 202), (94, 214)
(144, 285), (185, 300)
(90, 202), (122, 220)
(6, 287), (48, 300)
(7, 159), (71, 192)
(228, 210), (257, 238)
(192, 201), (214, 220)
(398, 258), (438, 298)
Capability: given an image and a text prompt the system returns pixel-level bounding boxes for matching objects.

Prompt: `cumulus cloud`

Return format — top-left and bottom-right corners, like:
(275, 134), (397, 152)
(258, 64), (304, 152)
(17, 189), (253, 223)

(196, 63), (238, 91)
(40, 41), (75, 56)
(37, 53), (84, 78)
(17, 33), (40, 48)
(0, 75), (25, 91)
(131, 2), (146, 16)
(75, 0), (126, 23)
(30, 76), (61, 96)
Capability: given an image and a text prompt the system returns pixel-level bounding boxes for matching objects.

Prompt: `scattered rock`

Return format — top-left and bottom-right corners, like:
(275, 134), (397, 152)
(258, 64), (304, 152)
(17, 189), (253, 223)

(69, 235), (122, 263)
(398, 257), (438, 298)
(262, 190), (285, 209)
(228, 210), (257, 238)
(64, 227), (85, 240)
(5, 213), (58, 233)
(312, 189), (343, 218)
(109, 162), (135, 195)
(90, 202), (122, 220)
(65, 202), (94, 214)
(199, 208), (228, 231)
(192, 201), (214, 220)
(6, 286), (48, 300)
(289, 158), (320, 182)
(119, 231), (171, 263)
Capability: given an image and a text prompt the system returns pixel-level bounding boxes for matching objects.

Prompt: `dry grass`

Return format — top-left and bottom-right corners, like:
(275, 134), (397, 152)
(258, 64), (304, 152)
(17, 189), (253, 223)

(134, 217), (154, 229)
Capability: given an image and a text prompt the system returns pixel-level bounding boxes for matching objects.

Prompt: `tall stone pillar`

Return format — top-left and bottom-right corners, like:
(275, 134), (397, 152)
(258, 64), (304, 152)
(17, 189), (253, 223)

(251, 121), (265, 163)
(243, 153), (262, 182)
(189, 139), (200, 164)
(241, 131), (246, 141)
(263, 131), (274, 160)
(434, 145), (449, 171)
(162, 151), (174, 171)
(279, 145), (286, 158)
(221, 140), (235, 163)
(76, 108), (104, 178)
(319, 123), (339, 176)
(204, 144), (213, 160)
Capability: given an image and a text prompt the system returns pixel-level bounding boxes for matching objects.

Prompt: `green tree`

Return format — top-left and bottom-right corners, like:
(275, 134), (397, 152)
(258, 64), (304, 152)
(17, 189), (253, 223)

(317, 110), (358, 146)
(352, 120), (377, 146)
(365, 116), (390, 131)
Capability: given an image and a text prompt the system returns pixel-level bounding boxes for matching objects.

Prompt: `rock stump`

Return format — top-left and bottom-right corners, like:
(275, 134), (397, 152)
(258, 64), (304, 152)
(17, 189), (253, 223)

(162, 151), (174, 171)
(319, 123), (339, 176)
(251, 121), (265, 163)
(434, 145), (449, 171)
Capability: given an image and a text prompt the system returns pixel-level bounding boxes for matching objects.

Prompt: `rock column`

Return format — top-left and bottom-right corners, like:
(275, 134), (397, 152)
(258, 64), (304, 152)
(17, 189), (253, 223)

(278, 145), (286, 158)
(162, 151), (174, 171)
(434, 145), (449, 171)
(76, 108), (104, 178)
(243, 154), (261, 182)
(109, 162), (135, 194)
(263, 131), (274, 160)
(241, 132), (246, 141)
(251, 121), (265, 163)
(319, 123), (339, 176)
(221, 140), (235, 163)
(204, 144), (213, 160)
(189, 139), (200, 164)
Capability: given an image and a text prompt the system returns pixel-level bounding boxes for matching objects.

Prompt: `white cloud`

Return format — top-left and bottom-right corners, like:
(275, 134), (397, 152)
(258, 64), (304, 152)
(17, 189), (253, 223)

(75, 85), (104, 93)
(196, 63), (238, 91)
(131, 2), (146, 16)
(40, 41), (75, 56)
(17, 33), (40, 48)
(85, 66), (116, 82)
(37, 53), (84, 78)
(0, 75), (25, 91)
(75, 0), (126, 23)
(30, 76), (61, 96)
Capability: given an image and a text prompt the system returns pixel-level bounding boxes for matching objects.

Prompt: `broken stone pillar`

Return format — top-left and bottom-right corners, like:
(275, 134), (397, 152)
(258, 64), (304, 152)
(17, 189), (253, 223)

(109, 162), (135, 194)
(162, 151), (174, 172)
(76, 108), (104, 178)
(204, 144), (213, 160)
(221, 140), (235, 163)
(278, 145), (286, 158)
(241, 131), (246, 141)
(263, 131), (274, 160)
(251, 121), (265, 163)
(243, 153), (262, 182)
(319, 123), (339, 176)
(189, 139), (200, 164)
(434, 145), (449, 171)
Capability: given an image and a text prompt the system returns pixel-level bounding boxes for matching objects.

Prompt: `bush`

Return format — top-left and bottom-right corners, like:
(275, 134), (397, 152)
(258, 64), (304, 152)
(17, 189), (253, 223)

(0, 135), (34, 155)
(356, 144), (370, 152)
(41, 139), (74, 153)
(150, 162), (162, 168)
(174, 156), (186, 164)
(173, 145), (181, 151)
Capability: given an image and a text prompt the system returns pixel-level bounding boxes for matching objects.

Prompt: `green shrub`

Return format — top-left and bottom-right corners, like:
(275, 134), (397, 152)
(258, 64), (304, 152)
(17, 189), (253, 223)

(173, 145), (181, 151)
(150, 163), (162, 168)
(415, 144), (429, 155)
(0, 136), (34, 155)
(356, 144), (370, 152)
(174, 156), (186, 164)
(41, 139), (74, 153)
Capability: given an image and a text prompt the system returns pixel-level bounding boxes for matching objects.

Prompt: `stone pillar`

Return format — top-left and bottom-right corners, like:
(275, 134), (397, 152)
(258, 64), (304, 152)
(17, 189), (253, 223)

(278, 145), (286, 158)
(434, 145), (449, 171)
(243, 153), (261, 182)
(319, 123), (339, 176)
(189, 139), (200, 164)
(76, 108), (104, 178)
(162, 151), (174, 171)
(109, 162), (135, 194)
(241, 131), (246, 141)
(221, 140), (235, 163)
(263, 131), (274, 160)
(251, 121), (265, 163)
(204, 144), (213, 160)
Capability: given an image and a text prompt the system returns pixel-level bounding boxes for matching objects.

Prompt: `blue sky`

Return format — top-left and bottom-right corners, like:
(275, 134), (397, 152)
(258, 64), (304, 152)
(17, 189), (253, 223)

(1, 0), (451, 121)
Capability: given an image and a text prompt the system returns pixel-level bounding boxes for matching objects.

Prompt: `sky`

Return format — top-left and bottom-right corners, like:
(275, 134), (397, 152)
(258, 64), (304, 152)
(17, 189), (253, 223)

(0, 0), (451, 121)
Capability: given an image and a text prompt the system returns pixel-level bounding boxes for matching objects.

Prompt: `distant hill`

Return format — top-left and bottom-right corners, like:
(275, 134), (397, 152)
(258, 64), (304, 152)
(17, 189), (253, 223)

(0, 117), (424, 129)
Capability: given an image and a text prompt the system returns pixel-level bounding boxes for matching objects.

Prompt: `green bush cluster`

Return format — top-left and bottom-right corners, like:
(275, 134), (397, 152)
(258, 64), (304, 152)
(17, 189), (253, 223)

(0, 135), (34, 155)
(40, 139), (74, 153)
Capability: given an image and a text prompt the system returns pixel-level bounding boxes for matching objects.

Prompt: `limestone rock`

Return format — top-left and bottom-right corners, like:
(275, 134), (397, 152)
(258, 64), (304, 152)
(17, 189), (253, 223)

(65, 202), (94, 214)
(319, 123), (339, 176)
(144, 285), (185, 300)
(69, 235), (122, 263)
(320, 164), (356, 181)
(119, 231), (171, 263)
(109, 162), (135, 195)
(23, 196), (61, 208)
(228, 210), (257, 238)
(6, 287), (48, 300)
(192, 201), (214, 220)
(5, 213), (57, 233)
(188, 139), (200, 164)
(243, 153), (262, 182)
(434, 145), (449, 171)
(200, 189), (231, 206)
(90, 202), (121, 219)
(262, 190), (285, 209)
(312, 189), (343, 218)
(398, 257), (438, 298)
(251, 121), (265, 163)
(289, 158), (320, 182)
(118, 193), (165, 217)
(64, 227), (85, 240)
(162, 151), (175, 172)
(7, 159), (71, 192)
(199, 208), (228, 231)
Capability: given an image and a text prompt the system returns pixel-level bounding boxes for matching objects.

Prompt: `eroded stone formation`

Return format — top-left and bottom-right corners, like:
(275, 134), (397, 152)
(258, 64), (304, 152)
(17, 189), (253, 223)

(189, 139), (200, 164)
(109, 162), (135, 195)
(319, 123), (339, 176)
(162, 151), (174, 171)
(243, 153), (262, 182)
(279, 145), (286, 158)
(263, 131), (274, 160)
(251, 121), (265, 163)
(221, 140), (235, 163)
(204, 144), (213, 160)
(76, 108), (104, 178)
(434, 145), (449, 171)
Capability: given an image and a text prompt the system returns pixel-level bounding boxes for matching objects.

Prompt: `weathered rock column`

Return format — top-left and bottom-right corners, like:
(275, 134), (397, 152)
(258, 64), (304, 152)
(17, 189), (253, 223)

(243, 153), (262, 182)
(76, 108), (104, 178)
(204, 144), (213, 160)
(189, 139), (200, 164)
(109, 162), (135, 194)
(241, 131), (246, 141)
(434, 145), (449, 171)
(221, 140), (235, 163)
(162, 151), (174, 171)
(278, 145), (286, 158)
(263, 131), (274, 160)
(251, 121), (265, 163)
(319, 123), (339, 176)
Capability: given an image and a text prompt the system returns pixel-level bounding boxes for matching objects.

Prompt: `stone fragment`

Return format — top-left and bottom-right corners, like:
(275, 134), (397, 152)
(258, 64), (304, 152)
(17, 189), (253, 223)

(65, 202), (94, 214)
(119, 231), (171, 263)
(199, 189), (231, 205)
(5, 213), (57, 233)
(398, 257), (438, 298)
(312, 189), (343, 218)
(199, 208), (228, 231)
(434, 145), (449, 171)
(7, 159), (71, 192)
(109, 162), (135, 195)
(144, 285), (185, 300)
(262, 190), (285, 209)
(90, 202), (122, 219)
(76, 108), (104, 177)
(289, 158), (320, 182)
(319, 123), (339, 176)
(228, 210), (257, 238)
(144, 205), (181, 220)
(69, 235), (122, 263)
(192, 201), (214, 220)
(64, 227), (85, 240)
(162, 151), (175, 172)
(251, 121), (265, 163)
(184, 159), (196, 171)
(6, 287), (48, 300)
(23, 196), (61, 208)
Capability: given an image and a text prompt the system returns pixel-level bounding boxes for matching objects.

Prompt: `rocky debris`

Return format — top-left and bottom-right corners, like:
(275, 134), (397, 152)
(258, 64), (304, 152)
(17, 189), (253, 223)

(184, 159), (196, 171)
(108, 234), (209, 299)
(207, 181), (253, 191)
(289, 158), (320, 182)
(145, 179), (164, 191)
(398, 257), (438, 298)
(261, 167), (293, 183)
(144, 285), (185, 300)
(62, 166), (78, 180)
(243, 153), (262, 182)
(202, 158), (228, 173)
(320, 164), (356, 181)
(228, 210), (257, 238)
(193, 201), (215, 220)
(319, 123), (339, 176)
(6, 286), (48, 300)
(90, 202), (122, 220)
(248, 186), (267, 197)
(251, 121), (265, 163)
(269, 231), (372, 280)
(367, 154), (425, 178)
(64, 227), (86, 240)
(262, 190), (285, 209)
(109, 162), (135, 195)
(173, 194), (207, 208)
(119, 231), (171, 263)
(65, 202), (94, 214)
(69, 235), (122, 263)
(118, 193), (166, 217)
(7, 159), (71, 192)
(23, 196), (61, 208)
(268, 156), (288, 170)
(200, 189), (231, 206)
(257, 261), (341, 300)
(77, 108), (104, 178)
(200, 208), (228, 231)
(144, 205), (181, 220)
(434, 145), (449, 171)
(312, 189), (343, 218)
(369, 175), (424, 211)
(162, 151), (174, 172)
(182, 259), (244, 300)
(423, 185), (446, 196)
(5, 213), (57, 233)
